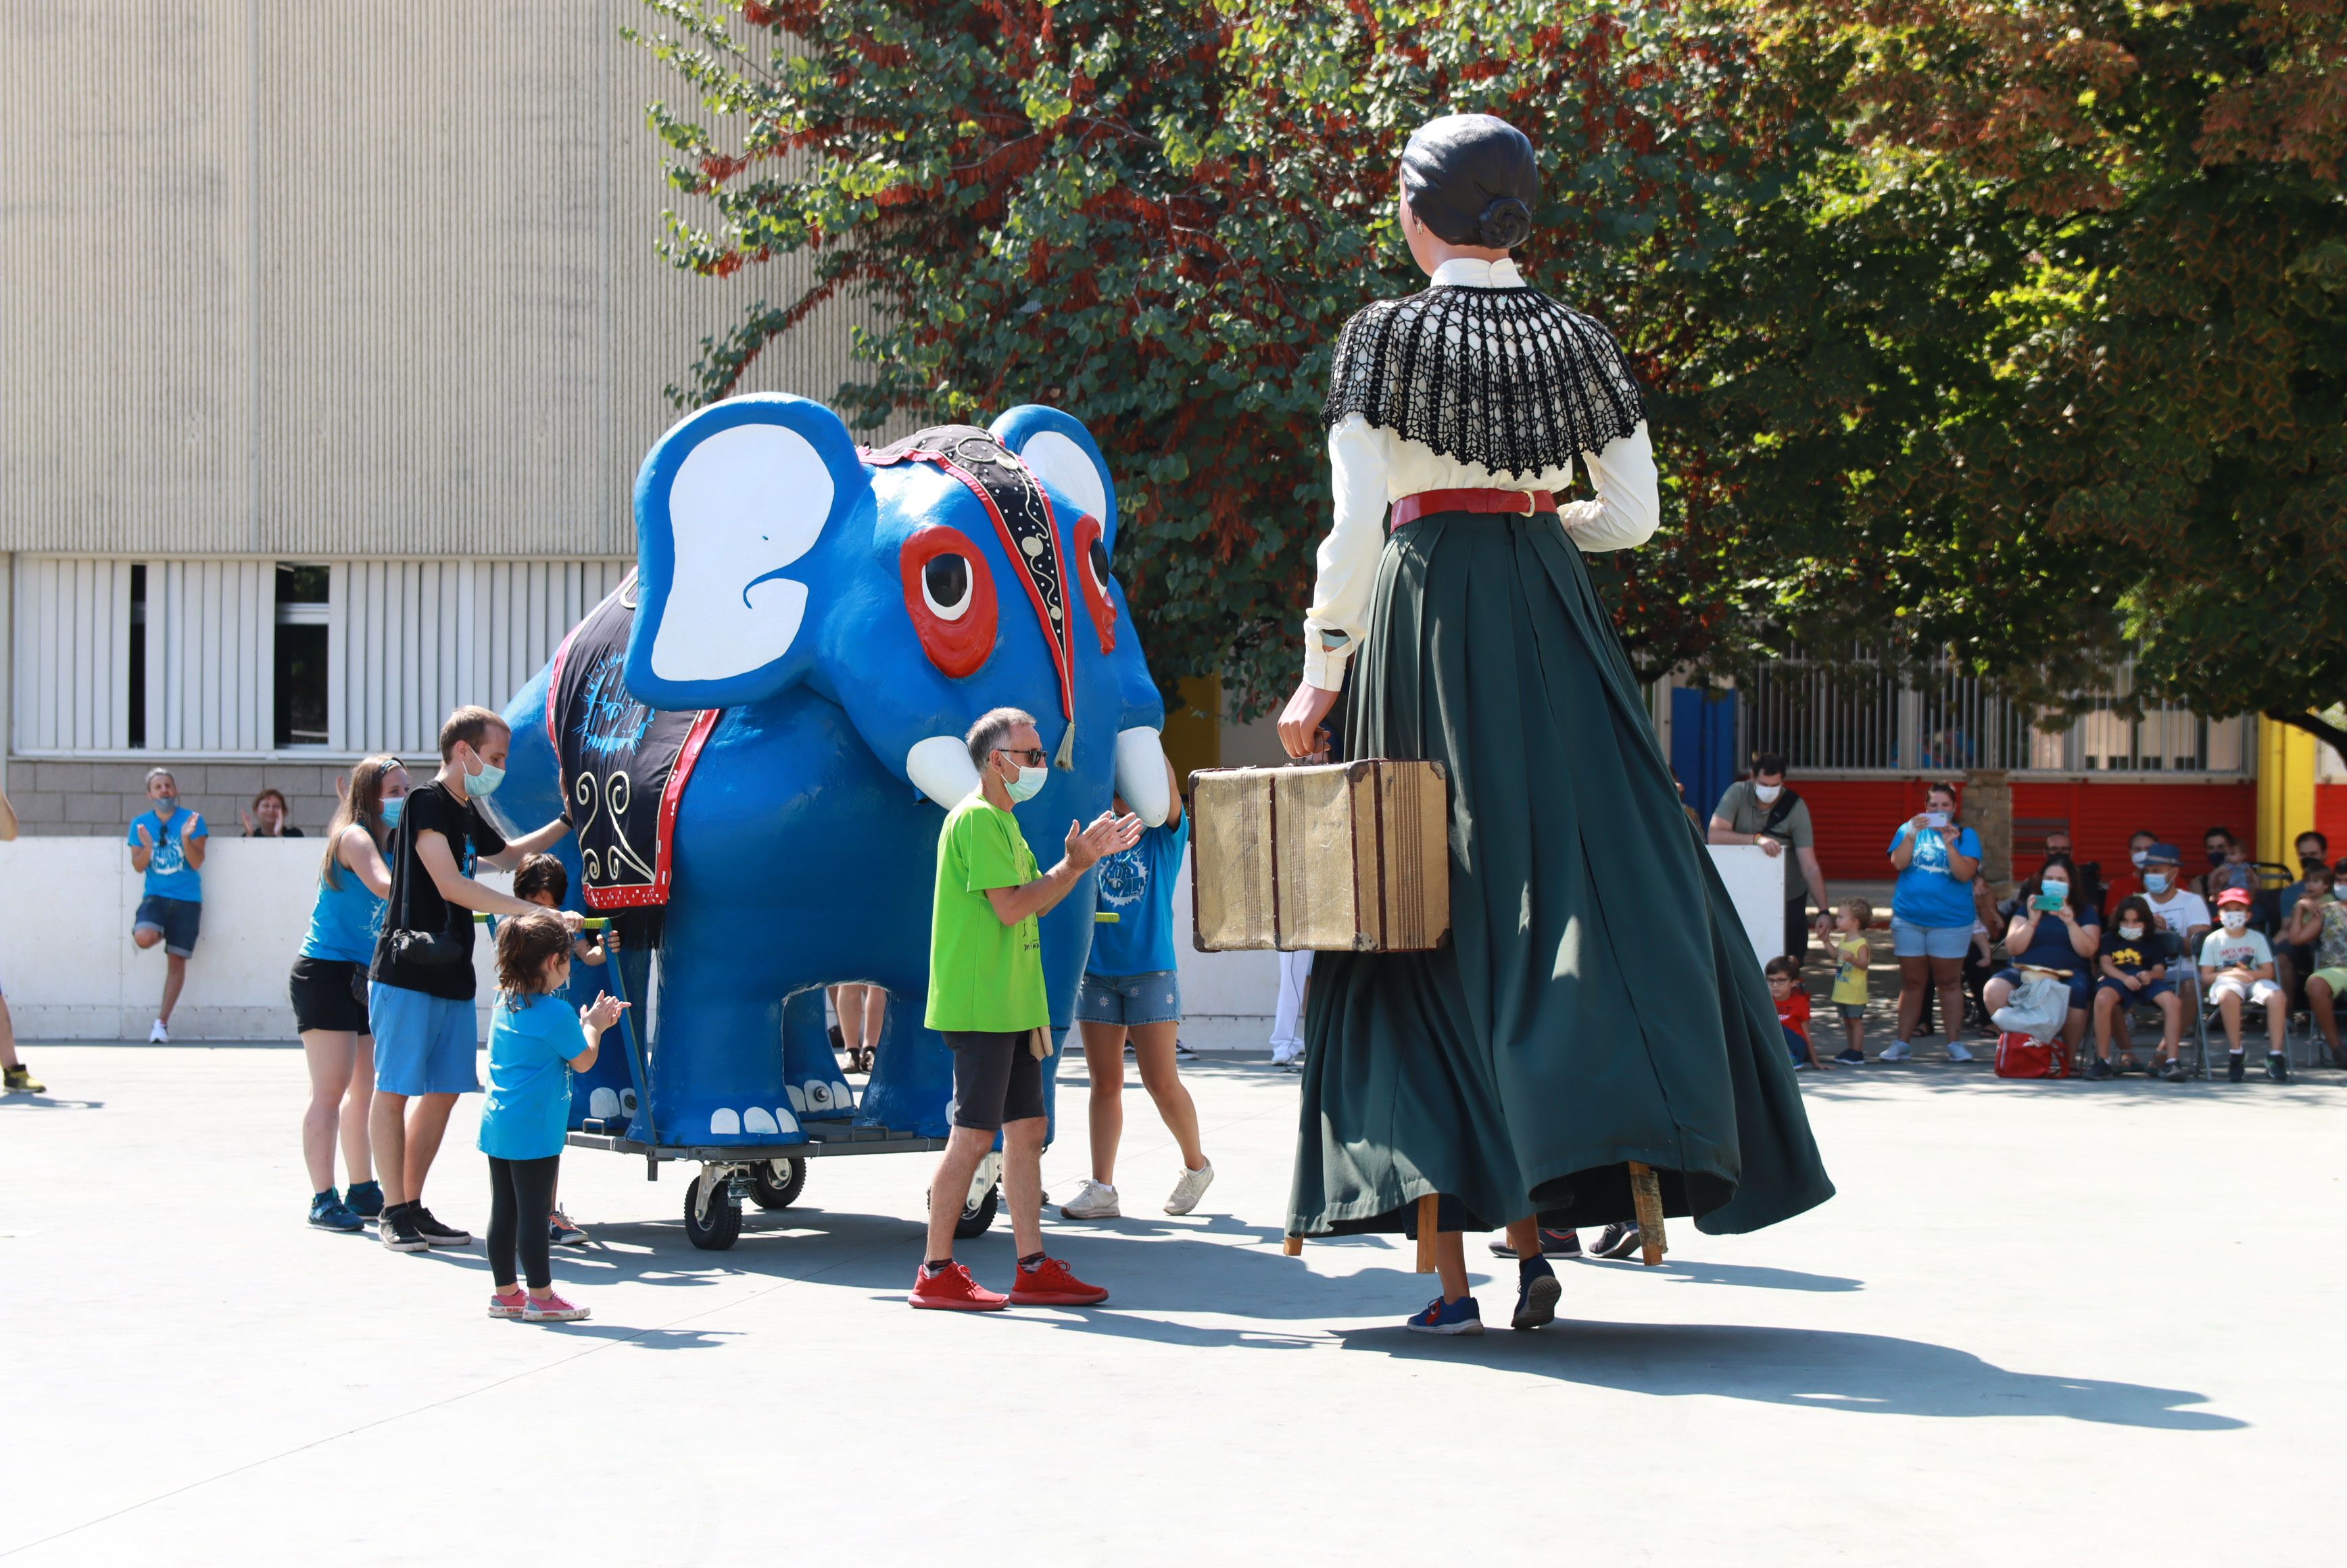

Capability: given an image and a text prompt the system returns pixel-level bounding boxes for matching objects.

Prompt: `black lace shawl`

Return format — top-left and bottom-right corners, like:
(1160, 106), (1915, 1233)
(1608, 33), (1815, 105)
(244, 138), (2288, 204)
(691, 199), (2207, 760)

(1320, 286), (1646, 478)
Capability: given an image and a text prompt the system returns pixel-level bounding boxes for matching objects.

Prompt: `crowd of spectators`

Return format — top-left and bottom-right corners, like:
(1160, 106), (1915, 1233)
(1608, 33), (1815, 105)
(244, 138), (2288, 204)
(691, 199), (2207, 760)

(1705, 764), (2346, 1080)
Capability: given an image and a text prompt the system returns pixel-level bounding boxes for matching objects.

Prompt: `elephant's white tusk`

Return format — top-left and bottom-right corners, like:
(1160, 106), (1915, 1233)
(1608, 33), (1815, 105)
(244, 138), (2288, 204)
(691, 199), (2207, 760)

(1113, 726), (1172, 827)
(906, 735), (982, 808)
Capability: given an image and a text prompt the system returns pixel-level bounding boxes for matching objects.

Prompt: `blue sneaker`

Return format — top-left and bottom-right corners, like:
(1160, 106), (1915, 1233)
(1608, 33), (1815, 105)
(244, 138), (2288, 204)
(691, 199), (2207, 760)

(308, 1191), (364, 1232)
(1405, 1294), (1483, 1335)
(1833, 1048), (1866, 1066)
(1511, 1258), (1562, 1331)
(344, 1180), (384, 1219)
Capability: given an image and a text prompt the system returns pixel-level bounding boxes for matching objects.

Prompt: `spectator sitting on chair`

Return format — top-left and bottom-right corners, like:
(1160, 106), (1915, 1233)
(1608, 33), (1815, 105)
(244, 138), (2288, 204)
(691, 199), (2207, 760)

(127, 767), (207, 1044)
(2194, 825), (2258, 904)
(1708, 754), (1831, 960)
(2086, 896), (2184, 1081)
(1883, 781), (1979, 1062)
(1983, 855), (2101, 1061)
(2138, 843), (2212, 954)
(241, 787), (305, 837)
(2105, 829), (2161, 907)
(2273, 831), (2330, 1002)
(2201, 887), (2288, 1082)
(2286, 862), (2347, 1069)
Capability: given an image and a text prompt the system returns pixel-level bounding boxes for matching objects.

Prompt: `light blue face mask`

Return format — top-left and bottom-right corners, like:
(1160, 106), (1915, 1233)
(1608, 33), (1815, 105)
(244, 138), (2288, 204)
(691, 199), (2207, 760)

(2144, 872), (2172, 893)
(2040, 881), (2070, 903)
(465, 754), (506, 798)
(1004, 764), (1046, 804)
(382, 796), (406, 827)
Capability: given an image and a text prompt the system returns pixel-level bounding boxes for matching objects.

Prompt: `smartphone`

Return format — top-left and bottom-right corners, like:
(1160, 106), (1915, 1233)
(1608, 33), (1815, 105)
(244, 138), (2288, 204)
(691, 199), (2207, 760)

(2031, 893), (2066, 913)
(1922, 811), (1950, 829)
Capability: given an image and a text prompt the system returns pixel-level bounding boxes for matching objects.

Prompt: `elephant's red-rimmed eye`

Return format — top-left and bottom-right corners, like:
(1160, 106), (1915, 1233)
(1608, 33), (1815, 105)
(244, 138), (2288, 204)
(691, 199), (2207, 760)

(900, 528), (996, 677)
(1073, 513), (1116, 653)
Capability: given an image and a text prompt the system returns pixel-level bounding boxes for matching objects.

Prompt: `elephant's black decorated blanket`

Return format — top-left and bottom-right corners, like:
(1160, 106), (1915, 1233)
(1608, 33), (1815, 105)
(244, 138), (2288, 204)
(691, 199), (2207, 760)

(545, 574), (719, 909)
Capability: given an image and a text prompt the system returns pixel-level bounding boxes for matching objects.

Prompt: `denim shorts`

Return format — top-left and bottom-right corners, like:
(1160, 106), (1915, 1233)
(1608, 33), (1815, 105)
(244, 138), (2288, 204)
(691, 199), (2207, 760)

(1075, 969), (1181, 1027)
(368, 981), (480, 1096)
(1890, 916), (1973, 960)
(135, 894), (202, 958)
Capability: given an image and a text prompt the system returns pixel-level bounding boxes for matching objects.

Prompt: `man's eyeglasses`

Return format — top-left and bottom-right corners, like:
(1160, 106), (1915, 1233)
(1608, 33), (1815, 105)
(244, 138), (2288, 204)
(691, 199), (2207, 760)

(995, 747), (1047, 766)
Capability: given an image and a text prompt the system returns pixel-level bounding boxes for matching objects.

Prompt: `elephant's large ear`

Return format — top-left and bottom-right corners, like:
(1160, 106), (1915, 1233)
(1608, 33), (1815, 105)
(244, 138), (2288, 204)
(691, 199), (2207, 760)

(990, 406), (1117, 553)
(627, 394), (870, 710)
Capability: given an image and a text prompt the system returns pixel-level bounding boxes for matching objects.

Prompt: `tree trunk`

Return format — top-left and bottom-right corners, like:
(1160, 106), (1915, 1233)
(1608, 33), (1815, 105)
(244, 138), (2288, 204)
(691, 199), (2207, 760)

(2265, 710), (2347, 764)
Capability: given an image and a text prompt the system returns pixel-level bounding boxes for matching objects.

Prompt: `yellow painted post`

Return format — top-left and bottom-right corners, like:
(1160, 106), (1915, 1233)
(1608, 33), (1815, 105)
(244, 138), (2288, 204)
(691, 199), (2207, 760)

(2256, 717), (2319, 866)
(1159, 674), (1221, 793)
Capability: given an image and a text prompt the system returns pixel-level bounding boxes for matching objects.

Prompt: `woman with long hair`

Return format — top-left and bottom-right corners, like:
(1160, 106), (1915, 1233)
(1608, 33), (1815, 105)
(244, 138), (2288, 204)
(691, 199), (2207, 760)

(289, 756), (409, 1231)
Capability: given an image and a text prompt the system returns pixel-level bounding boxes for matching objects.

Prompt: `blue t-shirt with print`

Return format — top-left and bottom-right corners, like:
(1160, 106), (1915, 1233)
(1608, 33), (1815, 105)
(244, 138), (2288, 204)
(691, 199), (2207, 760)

(1887, 822), (1981, 929)
(1087, 814), (1189, 977)
(478, 993), (587, 1161)
(127, 808), (207, 902)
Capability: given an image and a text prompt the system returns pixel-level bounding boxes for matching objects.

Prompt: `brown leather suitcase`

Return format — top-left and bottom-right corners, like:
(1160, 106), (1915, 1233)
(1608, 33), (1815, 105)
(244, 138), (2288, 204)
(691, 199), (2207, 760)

(1188, 760), (1450, 952)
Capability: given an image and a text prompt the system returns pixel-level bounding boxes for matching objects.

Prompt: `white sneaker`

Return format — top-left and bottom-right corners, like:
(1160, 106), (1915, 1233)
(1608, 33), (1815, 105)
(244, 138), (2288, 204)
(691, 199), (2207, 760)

(1878, 1039), (1911, 1062)
(1059, 1179), (1119, 1219)
(1163, 1161), (1215, 1216)
(147, 1019), (169, 1044)
(1269, 1042), (1300, 1065)
(1945, 1039), (1977, 1062)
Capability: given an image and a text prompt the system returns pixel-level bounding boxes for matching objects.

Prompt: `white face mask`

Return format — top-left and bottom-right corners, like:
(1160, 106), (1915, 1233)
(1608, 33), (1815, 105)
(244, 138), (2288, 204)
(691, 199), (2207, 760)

(1753, 782), (1783, 804)
(2131, 850), (2148, 868)
(2221, 909), (2249, 930)
(2119, 925), (2145, 941)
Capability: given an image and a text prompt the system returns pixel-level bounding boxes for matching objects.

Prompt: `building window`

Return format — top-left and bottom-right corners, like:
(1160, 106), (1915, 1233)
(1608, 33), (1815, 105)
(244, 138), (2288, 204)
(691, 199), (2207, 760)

(128, 563), (148, 750)
(274, 563), (331, 748)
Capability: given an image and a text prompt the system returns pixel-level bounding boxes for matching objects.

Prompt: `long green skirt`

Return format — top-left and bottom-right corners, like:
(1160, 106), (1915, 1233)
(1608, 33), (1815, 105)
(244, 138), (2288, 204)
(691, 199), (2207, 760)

(1290, 510), (1833, 1238)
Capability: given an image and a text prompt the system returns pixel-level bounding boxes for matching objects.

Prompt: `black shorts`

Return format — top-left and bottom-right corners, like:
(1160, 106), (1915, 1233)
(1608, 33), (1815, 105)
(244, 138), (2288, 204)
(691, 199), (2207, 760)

(289, 956), (372, 1035)
(944, 1029), (1046, 1132)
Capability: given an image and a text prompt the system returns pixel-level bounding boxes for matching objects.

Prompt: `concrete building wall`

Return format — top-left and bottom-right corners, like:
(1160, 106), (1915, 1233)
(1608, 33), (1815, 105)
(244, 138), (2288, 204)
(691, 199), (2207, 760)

(0, 1), (885, 560)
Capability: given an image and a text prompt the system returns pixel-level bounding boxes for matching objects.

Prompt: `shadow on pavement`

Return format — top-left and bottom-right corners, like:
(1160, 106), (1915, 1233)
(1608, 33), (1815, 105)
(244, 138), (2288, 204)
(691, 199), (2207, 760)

(1335, 1319), (2244, 1429)
(0, 1095), (106, 1110)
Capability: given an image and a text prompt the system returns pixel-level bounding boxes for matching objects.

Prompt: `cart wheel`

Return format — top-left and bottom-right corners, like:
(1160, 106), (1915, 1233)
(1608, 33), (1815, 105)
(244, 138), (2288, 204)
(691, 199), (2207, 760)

(748, 1157), (806, 1211)
(954, 1183), (999, 1240)
(685, 1173), (742, 1250)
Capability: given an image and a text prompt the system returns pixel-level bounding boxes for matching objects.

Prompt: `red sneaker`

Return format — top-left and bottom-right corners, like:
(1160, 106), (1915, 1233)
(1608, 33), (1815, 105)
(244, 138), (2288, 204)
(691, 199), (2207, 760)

(908, 1262), (1009, 1310)
(1007, 1256), (1109, 1307)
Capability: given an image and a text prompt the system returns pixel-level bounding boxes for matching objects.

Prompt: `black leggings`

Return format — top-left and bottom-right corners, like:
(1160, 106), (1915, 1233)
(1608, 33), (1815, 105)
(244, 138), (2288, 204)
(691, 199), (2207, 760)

(487, 1154), (561, 1290)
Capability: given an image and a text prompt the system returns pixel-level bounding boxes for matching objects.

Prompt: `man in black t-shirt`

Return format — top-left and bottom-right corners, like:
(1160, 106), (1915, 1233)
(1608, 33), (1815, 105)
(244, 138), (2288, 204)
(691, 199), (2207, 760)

(368, 705), (581, 1253)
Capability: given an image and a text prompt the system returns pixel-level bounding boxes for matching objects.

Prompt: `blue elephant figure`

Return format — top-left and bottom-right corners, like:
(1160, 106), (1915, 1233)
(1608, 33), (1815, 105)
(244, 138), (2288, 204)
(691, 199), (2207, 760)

(492, 394), (1169, 1148)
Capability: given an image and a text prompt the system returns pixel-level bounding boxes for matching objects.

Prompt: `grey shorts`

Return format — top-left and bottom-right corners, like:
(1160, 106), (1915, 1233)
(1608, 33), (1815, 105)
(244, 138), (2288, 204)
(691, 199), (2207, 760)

(943, 1029), (1047, 1132)
(1075, 969), (1180, 1027)
(1835, 1002), (1867, 1021)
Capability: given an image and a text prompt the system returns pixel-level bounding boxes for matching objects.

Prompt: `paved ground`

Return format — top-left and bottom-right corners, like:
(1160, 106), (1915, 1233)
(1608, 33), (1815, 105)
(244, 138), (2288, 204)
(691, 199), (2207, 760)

(3, 1044), (2342, 1565)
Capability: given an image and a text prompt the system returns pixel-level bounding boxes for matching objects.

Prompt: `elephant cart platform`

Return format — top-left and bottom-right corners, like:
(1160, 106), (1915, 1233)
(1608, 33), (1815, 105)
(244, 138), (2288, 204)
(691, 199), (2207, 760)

(564, 1123), (1005, 1252)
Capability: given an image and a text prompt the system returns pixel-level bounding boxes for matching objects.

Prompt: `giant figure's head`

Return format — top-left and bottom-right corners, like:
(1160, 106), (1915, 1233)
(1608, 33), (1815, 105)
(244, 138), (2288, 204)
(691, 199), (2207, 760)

(621, 395), (1170, 821)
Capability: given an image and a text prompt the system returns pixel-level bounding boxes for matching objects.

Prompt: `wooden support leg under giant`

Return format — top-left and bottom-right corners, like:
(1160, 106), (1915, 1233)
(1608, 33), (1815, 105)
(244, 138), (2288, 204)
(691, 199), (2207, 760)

(1627, 1160), (1668, 1266)
(1413, 1192), (1440, 1273)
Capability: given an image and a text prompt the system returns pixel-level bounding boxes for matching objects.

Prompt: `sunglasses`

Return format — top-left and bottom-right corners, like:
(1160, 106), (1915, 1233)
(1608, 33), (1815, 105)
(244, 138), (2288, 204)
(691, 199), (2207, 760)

(995, 747), (1047, 767)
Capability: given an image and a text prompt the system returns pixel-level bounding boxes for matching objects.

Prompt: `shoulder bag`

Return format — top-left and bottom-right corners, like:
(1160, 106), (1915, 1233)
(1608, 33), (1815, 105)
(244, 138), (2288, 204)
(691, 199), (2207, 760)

(384, 813), (466, 968)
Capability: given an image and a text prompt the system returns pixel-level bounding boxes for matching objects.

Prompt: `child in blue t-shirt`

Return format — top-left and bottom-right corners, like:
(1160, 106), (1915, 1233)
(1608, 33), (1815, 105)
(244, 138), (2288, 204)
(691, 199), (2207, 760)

(125, 766), (208, 1043)
(1063, 760), (1213, 1223)
(2087, 895), (2183, 1080)
(479, 910), (626, 1323)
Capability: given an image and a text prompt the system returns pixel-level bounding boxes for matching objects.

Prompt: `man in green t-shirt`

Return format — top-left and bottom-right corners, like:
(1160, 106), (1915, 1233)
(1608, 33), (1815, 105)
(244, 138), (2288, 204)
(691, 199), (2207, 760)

(911, 706), (1141, 1311)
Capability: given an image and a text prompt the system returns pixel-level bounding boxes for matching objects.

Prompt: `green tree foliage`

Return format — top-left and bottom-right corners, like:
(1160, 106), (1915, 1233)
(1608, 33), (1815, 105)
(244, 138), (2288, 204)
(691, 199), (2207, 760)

(632, 1), (2347, 747)
(1772, 0), (2347, 752)
(631, 0), (1789, 712)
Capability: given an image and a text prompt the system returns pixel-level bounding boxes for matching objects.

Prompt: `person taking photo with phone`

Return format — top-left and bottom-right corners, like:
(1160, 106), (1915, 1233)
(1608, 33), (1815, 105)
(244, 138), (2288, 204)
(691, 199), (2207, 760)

(1981, 854), (2102, 1060)
(1883, 782), (1981, 1062)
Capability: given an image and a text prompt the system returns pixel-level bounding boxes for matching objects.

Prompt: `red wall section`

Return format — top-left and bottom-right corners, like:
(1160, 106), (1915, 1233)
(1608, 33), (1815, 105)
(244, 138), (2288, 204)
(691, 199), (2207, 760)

(1786, 777), (2260, 881)
(2319, 783), (2347, 854)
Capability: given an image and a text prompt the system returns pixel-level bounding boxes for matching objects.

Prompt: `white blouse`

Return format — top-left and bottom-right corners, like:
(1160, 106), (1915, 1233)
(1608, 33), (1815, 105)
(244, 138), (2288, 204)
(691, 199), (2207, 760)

(1301, 256), (1661, 691)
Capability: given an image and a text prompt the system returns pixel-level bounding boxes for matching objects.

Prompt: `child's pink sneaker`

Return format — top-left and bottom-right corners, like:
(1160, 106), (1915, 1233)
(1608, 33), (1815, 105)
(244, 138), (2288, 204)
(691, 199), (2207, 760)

(487, 1291), (529, 1319)
(522, 1292), (590, 1323)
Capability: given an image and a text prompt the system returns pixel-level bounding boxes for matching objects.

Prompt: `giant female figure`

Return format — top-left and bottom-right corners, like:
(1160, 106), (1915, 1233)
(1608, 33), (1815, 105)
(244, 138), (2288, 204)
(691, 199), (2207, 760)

(1276, 114), (1833, 1334)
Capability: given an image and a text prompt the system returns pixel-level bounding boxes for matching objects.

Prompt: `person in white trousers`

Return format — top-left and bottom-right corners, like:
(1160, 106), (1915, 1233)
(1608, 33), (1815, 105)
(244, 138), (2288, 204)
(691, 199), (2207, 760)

(1270, 949), (1314, 1067)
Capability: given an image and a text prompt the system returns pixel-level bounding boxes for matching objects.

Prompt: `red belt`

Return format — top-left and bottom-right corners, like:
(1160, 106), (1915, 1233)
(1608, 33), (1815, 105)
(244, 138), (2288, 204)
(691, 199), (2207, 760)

(1390, 488), (1556, 531)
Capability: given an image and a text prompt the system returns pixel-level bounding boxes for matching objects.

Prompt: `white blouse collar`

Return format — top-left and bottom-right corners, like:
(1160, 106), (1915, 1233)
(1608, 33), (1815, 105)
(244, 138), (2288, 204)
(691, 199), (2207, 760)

(1428, 256), (1524, 289)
